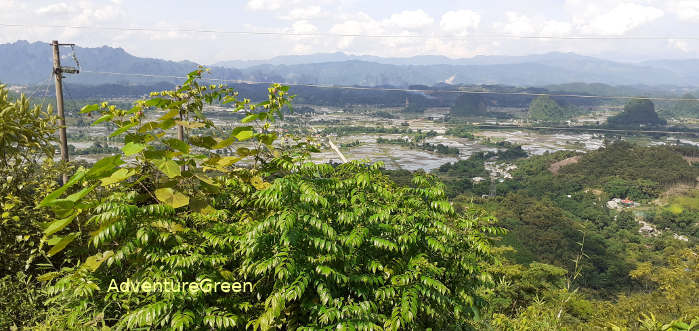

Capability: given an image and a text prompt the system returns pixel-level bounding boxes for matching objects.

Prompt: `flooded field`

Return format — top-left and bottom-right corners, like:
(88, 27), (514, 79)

(475, 131), (605, 155)
(63, 104), (699, 171)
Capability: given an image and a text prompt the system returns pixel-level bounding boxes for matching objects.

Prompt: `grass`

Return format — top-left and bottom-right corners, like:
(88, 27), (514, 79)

(664, 190), (699, 215)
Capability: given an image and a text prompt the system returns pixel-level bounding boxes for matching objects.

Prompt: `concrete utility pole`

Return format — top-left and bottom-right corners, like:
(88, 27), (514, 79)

(52, 40), (79, 185)
(327, 137), (348, 163)
(175, 85), (186, 172)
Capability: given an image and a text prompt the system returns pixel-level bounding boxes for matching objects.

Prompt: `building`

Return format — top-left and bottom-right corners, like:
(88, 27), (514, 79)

(621, 199), (634, 207)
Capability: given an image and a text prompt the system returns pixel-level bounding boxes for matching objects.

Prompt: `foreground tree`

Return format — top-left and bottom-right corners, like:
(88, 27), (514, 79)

(0, 85), (63, 329)
(36, 70), (505, 330)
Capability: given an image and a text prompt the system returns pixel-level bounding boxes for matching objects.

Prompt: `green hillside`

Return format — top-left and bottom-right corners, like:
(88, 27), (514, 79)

(1, 74), (697, 330)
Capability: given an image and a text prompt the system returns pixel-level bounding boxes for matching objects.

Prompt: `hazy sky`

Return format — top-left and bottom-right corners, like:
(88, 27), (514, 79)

(2, 0), (699, 63)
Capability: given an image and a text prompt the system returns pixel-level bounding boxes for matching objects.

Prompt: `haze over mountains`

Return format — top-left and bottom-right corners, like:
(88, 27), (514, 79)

(3, 40), (699, 88)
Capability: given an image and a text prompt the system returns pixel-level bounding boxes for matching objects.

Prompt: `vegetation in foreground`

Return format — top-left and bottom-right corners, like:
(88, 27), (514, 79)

(0, 71), (697, 330)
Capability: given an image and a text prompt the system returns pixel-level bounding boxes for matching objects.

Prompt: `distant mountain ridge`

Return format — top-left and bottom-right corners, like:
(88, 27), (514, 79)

(0, 40), (242, 85)
(3, 40), (699, 88)
(214, 51), (622, 68)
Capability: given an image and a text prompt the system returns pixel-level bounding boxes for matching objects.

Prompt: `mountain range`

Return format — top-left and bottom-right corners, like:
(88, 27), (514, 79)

(3, 40), (699, 88)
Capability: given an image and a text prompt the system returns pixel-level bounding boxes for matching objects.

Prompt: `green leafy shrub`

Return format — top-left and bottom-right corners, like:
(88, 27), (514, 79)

(34, 69), (505, 330)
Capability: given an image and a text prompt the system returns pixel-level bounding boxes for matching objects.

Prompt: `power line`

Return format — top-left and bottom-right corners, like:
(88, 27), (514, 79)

(80, 69), (699, 102)
(3, 23), (699, 41)
(26, 72), (53, 100)
(62, 82), (82, 116)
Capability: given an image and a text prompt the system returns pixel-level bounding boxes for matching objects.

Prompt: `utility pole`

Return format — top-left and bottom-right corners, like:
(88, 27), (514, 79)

(327, 137), (348, 163)
(52, 40), (79, 185)
(175, 85), (186, 172)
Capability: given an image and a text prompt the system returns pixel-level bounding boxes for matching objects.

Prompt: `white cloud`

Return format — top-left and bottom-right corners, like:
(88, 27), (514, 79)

(501, 11), (537, 35)
(540, 20), (572, 36)
(289, 20), (318, 34)
(34, 1), (123, 24)
(383, 9), (434, 30)
(579, 3), (663, 35)
(423, 37), (489, 58)
(280, 6), (322, 20)
(247, 0), (285, 11)
(329, 12), (385, 49)
(36, 2), (71, 15)
(668, 0), (699, 21)
(0, 0), (26, 20)
(440, 10), (480, 35)
(3, 0), (698, 64)
(669, 39), (690, 52)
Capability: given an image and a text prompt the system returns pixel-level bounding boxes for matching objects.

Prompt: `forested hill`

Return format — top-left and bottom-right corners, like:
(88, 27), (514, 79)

(1, 75), (698, 330)
(0, 40), (242, 85)
(5, 40), (699, 87)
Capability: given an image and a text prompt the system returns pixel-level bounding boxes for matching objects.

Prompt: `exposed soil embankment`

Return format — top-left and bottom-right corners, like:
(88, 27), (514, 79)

(549, 156), (581, 175)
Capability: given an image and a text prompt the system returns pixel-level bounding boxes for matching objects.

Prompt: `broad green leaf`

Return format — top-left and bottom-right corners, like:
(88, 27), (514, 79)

(471, 305), (481, 322)
(160, 118), (177, 130)
(46, 236), (62, 245)
(83, 251), (114, 272)
(47, 233), (79, 256)
(152, 158), (181, 178)
(44, 199), (74, 210)
(212, 126), (254, 148)
(234, 129), (254, 141)
(195, 174), (218, 186)
(155, 188), (189, 208)
(241, 113), (258, 123)
(80, 104), (100, 113)
(144, 97), (169, 108)
(44, 214), (76, 236)
(189, 136), (218, 149)
(189, 197), (210, 212)
(85, 155), (124, 180)
(65, 184), (97, 202)
(164, 138), (190, 153)
(91, 114), (113, 126)
(237, 147), (251, 157)
(122, 142), (146, 156)
(158, 108), (179, 121)
(138, 121), (159, 133)
(109, 122), (136, 137)
(39, 169), (86, 207)
(126, 105), (142, 115)
(217, 156), (241, 167)
(143, 149), (166, 160)
(212, 136), (236, 149)
(124, 133), (148, 144)
(258, 133), (277, 145)
(100, 168), (136, 186)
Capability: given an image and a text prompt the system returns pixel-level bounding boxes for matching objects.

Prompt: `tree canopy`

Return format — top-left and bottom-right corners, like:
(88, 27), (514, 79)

(27, 69), (505, 330)
(528, 96), (567, 122)
(607, 98), (667, 127)
(665, 93), (699, 119)
(1, 72), (698, 331)
(451, 94), (488, 117)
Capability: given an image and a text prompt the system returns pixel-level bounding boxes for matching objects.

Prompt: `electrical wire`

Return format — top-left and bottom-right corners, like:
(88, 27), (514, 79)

(62, 82), (81, 116)
(26, 73), (53, 100)
(80, 69), (699, 102)
(2, 23), (699, 41)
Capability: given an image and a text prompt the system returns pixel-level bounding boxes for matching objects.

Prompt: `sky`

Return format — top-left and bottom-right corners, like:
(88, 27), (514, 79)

(1, 0), (699, 64)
